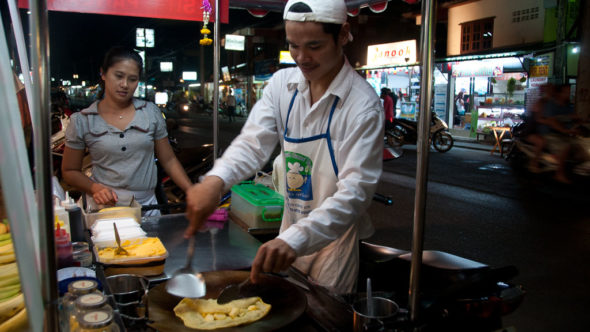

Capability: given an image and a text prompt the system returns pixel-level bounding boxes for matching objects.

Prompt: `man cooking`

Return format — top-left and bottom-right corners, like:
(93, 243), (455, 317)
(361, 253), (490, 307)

(184, 0), (383, 294)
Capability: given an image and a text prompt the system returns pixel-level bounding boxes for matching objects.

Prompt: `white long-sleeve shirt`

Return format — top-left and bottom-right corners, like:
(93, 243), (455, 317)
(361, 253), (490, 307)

(208, 59), (384, 256)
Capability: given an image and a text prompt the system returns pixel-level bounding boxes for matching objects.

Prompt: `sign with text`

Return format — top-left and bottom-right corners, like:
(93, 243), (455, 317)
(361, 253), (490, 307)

(224, 34), (245, 51)
(367, 40), (417, 67)
(451, 60), (503, 77)
(530, 65), (549, 77)
(528, 76), (548, 88)
(18, 0), (229, 23)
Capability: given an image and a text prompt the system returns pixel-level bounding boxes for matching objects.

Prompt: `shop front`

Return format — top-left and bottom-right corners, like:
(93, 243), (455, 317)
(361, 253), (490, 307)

(361, 40), (418, 118)
(442, 53), (530, 139)
(360, 39), (451, 121)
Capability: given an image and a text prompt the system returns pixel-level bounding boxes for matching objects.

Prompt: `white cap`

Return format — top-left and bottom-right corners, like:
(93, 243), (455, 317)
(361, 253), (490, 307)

(283, 0), (348, 24)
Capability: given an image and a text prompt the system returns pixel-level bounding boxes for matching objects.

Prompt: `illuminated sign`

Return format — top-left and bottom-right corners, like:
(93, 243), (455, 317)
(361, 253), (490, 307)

(136, 28), (155, 48)
(155, 92), (169, 105)
(222, 66), (231, 81)
(18, 0), (229, 23)
(530, 65), (549, 77)
(366, 40), (417, 67)
(225, 34), (245, 51)
(182, 71), (197, 81)
(452, 60), (503, 77)
(279, 51), (295, 65)
(160, 62), (173, 72)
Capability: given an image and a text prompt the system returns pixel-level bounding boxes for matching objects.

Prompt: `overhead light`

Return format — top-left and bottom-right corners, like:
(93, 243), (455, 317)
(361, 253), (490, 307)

(572, 46), (579, 54)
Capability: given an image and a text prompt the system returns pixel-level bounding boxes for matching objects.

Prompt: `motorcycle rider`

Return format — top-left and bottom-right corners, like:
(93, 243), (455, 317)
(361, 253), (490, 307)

(533, 84), (582, 183)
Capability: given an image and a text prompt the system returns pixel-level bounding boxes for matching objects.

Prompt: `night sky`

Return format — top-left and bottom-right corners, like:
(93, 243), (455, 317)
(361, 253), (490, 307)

(1, 1), (421, 86)
(1, 5), (283, 85)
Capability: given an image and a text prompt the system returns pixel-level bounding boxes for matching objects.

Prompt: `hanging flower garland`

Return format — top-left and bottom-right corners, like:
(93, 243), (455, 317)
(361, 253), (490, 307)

(200, 0), (213, 46)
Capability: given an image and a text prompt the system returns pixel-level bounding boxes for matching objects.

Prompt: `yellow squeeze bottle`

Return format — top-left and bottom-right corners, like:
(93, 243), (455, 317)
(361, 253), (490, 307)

(54, 198), (71, 241)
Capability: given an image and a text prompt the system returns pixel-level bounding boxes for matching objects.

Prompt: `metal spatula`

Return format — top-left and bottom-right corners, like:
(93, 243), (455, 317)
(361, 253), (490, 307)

(113, 222), (129, 256)
(217, 277), (250, 304)
(166, 237), (206, 298)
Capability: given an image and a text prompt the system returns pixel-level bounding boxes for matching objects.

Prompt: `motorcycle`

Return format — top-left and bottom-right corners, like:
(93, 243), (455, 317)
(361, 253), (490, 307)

(504, 118), (590, 181)
(385, 111), (454, 153)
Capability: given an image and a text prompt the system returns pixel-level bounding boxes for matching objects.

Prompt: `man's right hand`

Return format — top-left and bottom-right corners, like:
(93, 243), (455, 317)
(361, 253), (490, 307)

(184, 176), (225, 238)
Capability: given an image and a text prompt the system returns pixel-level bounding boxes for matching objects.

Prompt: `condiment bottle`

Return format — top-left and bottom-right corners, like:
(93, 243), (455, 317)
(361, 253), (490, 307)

(62, 192), (85, 242)
(55, 222), (73, 269)
(55, 197), (71, 241)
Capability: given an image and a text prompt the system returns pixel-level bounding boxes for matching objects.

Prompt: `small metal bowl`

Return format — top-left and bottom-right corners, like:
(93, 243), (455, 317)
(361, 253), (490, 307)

(105, 274), (149, 304)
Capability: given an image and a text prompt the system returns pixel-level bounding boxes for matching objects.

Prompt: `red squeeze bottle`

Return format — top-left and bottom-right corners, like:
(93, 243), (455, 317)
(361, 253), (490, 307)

(55, 224), (73, 269)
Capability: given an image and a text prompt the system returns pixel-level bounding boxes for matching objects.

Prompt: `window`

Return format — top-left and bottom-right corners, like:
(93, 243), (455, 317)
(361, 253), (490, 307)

(512, 7), (539, 23)
(460, 18), (494, 54)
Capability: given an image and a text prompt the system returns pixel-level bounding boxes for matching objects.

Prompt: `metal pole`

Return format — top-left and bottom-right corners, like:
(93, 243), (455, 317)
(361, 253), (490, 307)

(408, 0), (436, 323)
(7, 0), (35, 122)
(0, 13), (44, 332)
(30, 0), (59, 330)
(213, 0), (220, 160)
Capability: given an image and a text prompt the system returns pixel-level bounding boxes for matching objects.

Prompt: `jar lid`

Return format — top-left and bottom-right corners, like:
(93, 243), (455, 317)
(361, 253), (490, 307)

(78, 309), (113, 328)
(72, 242), (89, 253)
(75, 292), (107, 310)
(68, 279), (98, 294)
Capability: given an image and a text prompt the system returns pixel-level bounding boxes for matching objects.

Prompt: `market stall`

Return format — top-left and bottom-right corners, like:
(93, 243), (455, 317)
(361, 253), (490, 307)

(0, 0), (438, 331)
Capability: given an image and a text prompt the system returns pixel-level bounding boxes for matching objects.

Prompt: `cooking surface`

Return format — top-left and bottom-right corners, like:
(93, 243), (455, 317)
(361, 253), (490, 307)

(147, 270), (307, 332)
(140, 214), (260, 279)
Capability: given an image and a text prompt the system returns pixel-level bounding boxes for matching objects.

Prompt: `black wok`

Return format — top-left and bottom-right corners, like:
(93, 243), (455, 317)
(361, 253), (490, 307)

(148, 270), (307, 331)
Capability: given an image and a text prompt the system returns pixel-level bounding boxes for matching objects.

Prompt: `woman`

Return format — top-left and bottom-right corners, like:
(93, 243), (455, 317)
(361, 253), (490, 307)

(454, 90), (465, 125)
(62, 47), (191, 215)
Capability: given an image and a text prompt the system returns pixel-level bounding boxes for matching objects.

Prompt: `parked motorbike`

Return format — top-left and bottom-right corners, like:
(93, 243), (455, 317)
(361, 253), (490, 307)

(355, 241), (525, 331)
(386, 111), (454, 153)
(504, 119), (590, 181)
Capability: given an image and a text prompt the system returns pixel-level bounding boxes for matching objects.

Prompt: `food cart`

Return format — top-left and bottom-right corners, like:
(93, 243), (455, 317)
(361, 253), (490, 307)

(0, 0), (437, 330)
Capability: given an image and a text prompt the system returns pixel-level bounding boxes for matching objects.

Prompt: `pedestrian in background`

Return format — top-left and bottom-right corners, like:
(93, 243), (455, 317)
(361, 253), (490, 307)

(381, 87), (394, 129)
(184, 0), (383, 293)
(224, 89), (237, 122)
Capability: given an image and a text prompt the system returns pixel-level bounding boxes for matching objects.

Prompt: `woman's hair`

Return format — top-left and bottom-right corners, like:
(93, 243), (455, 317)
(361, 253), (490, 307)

(97, 47), (143, 99)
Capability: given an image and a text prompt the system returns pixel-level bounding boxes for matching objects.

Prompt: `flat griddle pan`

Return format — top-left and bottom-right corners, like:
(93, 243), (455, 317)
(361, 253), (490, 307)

(148, 270), (307, 331)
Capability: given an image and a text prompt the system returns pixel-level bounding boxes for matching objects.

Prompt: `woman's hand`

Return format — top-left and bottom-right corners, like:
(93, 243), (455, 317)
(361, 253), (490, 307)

(90, 183), (118, 205)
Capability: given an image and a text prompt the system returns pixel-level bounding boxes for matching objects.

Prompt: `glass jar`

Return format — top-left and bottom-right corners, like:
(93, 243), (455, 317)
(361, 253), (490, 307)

(70, 292), (111, 331)
(73, 308), (116, 332)
(61, 280), (99, 332)
(72, 242), (92, 267)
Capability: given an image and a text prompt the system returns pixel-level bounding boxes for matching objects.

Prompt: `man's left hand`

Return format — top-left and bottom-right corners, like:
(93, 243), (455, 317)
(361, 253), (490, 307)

(250, 238), (296, 283)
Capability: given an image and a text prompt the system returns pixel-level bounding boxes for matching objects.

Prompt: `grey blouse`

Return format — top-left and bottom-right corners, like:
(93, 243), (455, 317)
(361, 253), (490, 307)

(65, 99), (167, 192)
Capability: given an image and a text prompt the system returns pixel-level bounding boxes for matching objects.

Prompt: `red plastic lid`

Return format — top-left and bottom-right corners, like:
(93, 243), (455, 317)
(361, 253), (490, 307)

(55, 227), (69, 243)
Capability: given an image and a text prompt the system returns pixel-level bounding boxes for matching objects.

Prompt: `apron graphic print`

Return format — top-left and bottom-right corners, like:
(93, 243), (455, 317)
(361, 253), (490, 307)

(284, 151), (313, 201)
